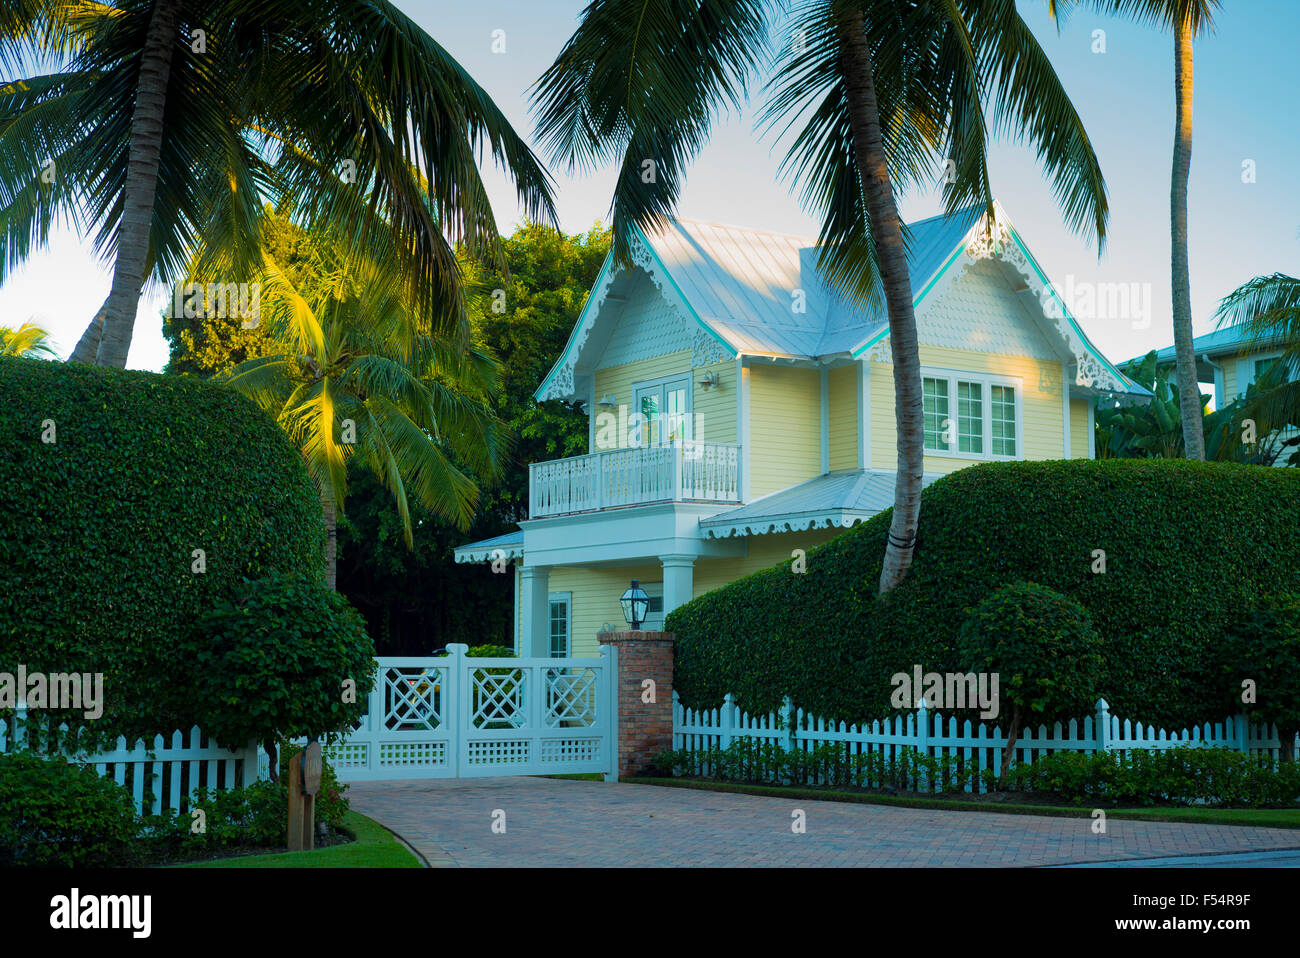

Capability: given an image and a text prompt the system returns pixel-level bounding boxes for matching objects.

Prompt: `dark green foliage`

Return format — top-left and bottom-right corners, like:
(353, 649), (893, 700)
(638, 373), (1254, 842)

(1222, 595), (1300, 750)
(0, 357), (324, 741)
(1001, 749), (1300, 807)
(668, 459), (1300, 730)
(0, 752), (141, 867)
(958, 582), (1105, 731)
(653, 741), (982, 794)
(186, 572), (376, 751)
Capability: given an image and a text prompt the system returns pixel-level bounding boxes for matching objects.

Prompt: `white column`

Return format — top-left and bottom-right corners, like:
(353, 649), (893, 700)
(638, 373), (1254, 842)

(659, 554), (696, 619)
(519, 565), (552, 657)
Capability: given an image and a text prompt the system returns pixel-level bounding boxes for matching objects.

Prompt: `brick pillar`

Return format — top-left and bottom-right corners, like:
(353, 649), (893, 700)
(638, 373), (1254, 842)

(599, 630), (675, 778)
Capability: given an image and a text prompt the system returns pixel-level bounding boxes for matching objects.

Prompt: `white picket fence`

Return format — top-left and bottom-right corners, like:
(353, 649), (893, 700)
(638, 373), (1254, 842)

(0, 706), (262, 815)
(674, 693), (1299, 793)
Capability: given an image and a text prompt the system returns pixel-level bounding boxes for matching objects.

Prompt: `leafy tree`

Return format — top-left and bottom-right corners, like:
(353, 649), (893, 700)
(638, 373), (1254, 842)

(0, 321), (55, 357)
(957, 581), (1106, 780)
(1051, 0), (1222, 460)
(163, 221), (607, 652)
(213, 210), (507, 588)
(1, 0), (554, 367)
(1221, 595), (1300, 761)
(533, 0), (1109, 594)
(186, 571), (377, 779)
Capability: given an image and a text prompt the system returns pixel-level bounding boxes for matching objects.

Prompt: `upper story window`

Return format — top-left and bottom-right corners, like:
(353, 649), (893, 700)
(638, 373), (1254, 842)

(923, 370), (1020, 460)
(634, 375), (692, 445)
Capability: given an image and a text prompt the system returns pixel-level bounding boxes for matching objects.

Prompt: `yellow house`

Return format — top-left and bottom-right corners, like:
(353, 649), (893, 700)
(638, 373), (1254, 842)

(454, 203), (1149, 656)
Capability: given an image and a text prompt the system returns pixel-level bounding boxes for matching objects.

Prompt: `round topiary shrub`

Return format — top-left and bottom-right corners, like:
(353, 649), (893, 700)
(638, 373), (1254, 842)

(668, 459), (1300, 730)
(957, 581), (1106, 776)
(187, 571), (376, 768)
(0, 752), (141, 867)
(0, 357), (324, 741)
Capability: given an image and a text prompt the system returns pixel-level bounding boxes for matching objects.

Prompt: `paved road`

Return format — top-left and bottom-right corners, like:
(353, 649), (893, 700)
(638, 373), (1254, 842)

(348, 777), (1300, 868)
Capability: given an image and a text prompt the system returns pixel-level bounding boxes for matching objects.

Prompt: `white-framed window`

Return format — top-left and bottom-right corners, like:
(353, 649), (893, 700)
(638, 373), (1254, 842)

(921, 369), (1021, 461)
(548, 592), (571, 658)
(633, 375), (692, 446)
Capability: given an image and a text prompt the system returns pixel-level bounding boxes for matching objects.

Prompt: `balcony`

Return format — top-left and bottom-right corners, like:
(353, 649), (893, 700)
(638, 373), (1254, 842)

(528, 442), (742, 519)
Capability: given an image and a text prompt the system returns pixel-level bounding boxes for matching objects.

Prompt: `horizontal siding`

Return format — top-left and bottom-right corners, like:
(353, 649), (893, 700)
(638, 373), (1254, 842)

(1070, 398), (1092, 460)
(869, 345), (1067, 473)
(828, 364), (858, 470)
(592, 350), (691, 449)
(748, 364), (821, 497)
(693, 358), (737, 444)
(536, 563), (663, 657)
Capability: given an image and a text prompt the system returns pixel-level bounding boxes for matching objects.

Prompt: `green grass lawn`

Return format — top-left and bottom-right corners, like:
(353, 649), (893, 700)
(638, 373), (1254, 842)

(183, 810), (421, 868)
(624, 777), (1300, 829)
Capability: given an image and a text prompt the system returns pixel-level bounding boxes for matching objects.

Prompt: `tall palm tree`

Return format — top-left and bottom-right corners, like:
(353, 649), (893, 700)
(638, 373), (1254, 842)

(533, 0), (1108, 593)
(1214, 272), (1300, 466)
(1050, 1), (1220, 460)
(215, 213), (509, 588)
(0, 0), (555, 368)
(0, 321), (56, 357)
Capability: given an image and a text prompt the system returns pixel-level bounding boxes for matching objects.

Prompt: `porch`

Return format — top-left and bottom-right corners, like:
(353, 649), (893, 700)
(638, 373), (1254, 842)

(528, 441), (741, 518)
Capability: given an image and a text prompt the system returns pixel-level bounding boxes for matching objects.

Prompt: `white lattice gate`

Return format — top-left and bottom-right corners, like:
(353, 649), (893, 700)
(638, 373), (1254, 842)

(320, 644), (616, 782)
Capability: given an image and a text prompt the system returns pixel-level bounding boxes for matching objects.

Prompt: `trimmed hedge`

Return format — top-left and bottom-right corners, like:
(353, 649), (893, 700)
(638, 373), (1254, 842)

(667, 459), (1300, 730)
(0, 357), (325, 740)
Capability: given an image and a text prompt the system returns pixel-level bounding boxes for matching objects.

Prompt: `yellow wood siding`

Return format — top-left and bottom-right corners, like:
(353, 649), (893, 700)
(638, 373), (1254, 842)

(869, 346), (1066, 472)
(828, 365), (859, 470)
(1070, 398), (1092, 459)
(748, 364), (821, 496)
(1222, 360), (1238, 401)
(693, 358), (737, 444)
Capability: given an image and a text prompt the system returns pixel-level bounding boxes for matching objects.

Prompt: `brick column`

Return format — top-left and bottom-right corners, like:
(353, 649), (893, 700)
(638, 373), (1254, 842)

(599, 630), (675, 778)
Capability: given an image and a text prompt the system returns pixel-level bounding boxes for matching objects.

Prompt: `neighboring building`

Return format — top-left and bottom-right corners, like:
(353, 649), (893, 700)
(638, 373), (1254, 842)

(1140, 326), (1297, 412)
(454, 202), (1150, 656)
(1137, 326), (1299, 465)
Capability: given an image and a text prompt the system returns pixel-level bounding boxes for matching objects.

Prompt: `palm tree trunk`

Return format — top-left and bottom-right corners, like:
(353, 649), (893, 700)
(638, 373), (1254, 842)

(77, 0), (182, 368)
(1171, 20), (1204, 460)
(68, 297), (108, 363)
(321, 490), (338, 590)
(836, 10), (924, 595)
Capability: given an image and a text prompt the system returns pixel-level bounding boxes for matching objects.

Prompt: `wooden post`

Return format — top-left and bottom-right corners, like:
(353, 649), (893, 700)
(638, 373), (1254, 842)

(287, 741), (322, 852)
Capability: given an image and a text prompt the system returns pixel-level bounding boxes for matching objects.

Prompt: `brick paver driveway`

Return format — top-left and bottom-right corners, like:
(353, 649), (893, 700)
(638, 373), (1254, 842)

(349, 777), (1300, 868)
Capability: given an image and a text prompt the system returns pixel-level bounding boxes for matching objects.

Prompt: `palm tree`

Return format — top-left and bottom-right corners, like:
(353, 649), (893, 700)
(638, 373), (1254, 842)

(0, 0), (555, 368)
(1050, 1), (1220, 460)
(0, 321), (56, 357)
(215, 212), (509, 588)
(533, 0), (1108, 593)
(1214, 272), (1300, 466)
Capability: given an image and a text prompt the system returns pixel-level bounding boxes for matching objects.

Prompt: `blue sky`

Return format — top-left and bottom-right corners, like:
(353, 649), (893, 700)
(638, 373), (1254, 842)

(1, 0), (1296, 371)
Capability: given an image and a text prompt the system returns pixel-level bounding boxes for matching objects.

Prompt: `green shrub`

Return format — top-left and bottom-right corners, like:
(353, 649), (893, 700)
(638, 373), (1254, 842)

(668, 460), (1300, 729)
(0, 752), (141, 866)
(186, 572), (376, 760)
(959, 582), (1105, 775)
(0, 357), (324, 742)
(1221, 595), (1300, 757)
(466, 644), (516, 658)
(1002, 748), (1300, 807)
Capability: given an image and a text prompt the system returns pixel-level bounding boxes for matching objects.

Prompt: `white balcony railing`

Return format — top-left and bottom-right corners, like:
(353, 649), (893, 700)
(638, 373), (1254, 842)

(529, 441), (741, 519)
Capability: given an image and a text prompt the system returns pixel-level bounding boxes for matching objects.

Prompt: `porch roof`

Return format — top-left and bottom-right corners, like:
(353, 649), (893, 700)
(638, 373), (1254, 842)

(698, 469), (944, 539)
(453, 529), (523, 564)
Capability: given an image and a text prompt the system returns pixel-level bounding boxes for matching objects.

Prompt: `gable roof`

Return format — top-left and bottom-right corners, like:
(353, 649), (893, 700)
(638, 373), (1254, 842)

(536, 202), (1149, 402)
